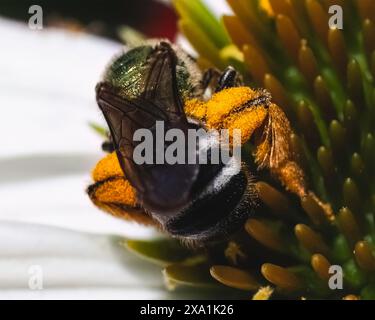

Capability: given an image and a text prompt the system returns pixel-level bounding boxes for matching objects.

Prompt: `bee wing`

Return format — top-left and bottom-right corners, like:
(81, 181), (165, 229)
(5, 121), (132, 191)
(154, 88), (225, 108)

(141, 42), (187, 120)
(96, 42), (199, 213)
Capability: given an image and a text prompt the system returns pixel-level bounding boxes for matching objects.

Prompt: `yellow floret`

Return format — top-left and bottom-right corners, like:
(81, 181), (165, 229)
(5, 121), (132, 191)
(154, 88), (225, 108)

(252, 286), (274, 300)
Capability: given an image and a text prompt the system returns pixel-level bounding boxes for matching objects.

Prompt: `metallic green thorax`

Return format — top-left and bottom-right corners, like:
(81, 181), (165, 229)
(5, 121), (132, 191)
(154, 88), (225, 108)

(104, 44), (202, 101)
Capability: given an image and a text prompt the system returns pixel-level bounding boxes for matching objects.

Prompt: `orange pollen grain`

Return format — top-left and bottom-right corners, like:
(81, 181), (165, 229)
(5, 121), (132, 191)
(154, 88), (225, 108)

(225, 107), (268, 143)
(92, 152), (124, 182)
(94, 178), (137, 206)
(185, 98), (206, 121)
(205, 87), (262, 126)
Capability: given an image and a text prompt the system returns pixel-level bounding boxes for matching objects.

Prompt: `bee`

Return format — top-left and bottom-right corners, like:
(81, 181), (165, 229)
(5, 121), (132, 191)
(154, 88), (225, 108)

(88, 41), (332, 244)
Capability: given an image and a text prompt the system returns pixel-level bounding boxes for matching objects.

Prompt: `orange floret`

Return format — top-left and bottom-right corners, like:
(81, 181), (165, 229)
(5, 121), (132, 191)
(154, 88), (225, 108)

(92, 152), (124, 182)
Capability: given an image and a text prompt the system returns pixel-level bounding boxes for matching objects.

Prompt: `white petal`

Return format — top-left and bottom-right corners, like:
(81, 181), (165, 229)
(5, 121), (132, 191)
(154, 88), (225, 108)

(0, 18), (155, 237)
(0, 18), (208, 300)
(0, 18), (121, 157)
(0, 171), (156, 238)
(0, 221), (177, 299)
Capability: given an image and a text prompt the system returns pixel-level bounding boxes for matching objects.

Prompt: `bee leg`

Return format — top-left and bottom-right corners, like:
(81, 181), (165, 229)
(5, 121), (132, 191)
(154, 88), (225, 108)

(216, 66), (243, 92)
(87, 152), (158, 227)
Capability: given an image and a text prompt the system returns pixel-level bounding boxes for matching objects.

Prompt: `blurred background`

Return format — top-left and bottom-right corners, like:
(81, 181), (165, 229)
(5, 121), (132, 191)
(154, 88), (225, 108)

(0, 0), (179, 40)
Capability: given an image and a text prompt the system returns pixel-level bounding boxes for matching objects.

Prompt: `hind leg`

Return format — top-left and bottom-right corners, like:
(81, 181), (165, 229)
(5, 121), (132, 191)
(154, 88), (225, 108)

(87, 152), (157, 226)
